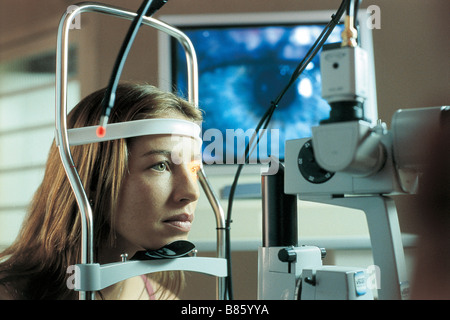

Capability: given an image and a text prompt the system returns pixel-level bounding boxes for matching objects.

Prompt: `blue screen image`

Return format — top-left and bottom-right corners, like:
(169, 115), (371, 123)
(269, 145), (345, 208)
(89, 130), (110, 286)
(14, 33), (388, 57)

(173, 24), (345, 163)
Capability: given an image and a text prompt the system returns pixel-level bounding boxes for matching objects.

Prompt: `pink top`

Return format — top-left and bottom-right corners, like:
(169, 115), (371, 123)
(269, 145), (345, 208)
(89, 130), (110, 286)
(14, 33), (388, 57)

(140, 275), (156, 300)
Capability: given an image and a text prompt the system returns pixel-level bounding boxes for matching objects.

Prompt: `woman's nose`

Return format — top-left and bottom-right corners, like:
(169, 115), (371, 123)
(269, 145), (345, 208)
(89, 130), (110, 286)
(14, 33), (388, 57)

(173, 162), (200, 203)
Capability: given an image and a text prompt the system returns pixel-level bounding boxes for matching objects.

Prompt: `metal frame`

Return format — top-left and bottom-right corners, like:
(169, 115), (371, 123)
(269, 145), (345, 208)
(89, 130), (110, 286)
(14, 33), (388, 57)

(306, 195), (409, 300)
(55, 1), (226, 300)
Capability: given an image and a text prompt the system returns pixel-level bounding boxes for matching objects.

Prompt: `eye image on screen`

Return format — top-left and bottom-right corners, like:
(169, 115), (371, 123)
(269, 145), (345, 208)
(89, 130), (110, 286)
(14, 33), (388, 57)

(172, 24), (345, 164)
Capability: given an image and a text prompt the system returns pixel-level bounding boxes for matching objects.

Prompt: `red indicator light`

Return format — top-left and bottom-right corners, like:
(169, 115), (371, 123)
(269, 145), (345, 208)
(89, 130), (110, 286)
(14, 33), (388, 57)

(96, 126), (106, 138)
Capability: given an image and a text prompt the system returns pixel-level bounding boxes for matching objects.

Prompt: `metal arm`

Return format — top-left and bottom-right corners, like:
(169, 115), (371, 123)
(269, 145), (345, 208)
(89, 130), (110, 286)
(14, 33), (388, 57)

(56, 1), (225, 300)
(305, 195), (409, 300)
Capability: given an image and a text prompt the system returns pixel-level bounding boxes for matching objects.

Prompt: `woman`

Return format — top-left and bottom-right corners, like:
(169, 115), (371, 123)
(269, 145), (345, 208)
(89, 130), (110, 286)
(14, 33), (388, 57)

(0, 83), (203, 299)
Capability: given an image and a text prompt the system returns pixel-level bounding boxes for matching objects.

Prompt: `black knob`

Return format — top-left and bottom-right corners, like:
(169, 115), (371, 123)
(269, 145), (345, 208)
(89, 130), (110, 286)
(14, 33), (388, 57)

(278, 247), (297, 263)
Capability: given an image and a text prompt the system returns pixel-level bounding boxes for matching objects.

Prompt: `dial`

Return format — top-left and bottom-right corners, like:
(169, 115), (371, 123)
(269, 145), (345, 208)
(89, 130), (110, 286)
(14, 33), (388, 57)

(297, 139), (334, 184)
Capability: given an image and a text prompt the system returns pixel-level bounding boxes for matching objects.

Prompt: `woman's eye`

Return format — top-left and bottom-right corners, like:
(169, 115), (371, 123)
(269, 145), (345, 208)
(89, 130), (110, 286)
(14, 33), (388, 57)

(151, 162), (169, 172)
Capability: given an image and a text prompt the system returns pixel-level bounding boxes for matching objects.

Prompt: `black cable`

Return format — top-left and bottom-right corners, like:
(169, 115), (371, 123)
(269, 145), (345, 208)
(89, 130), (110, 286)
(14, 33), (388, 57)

(284, 1), (347, 97)
(224, 101), (277, 300)
(354, 0), (361, 17)
(98, 0), (169, 132)
(223, 0), (350, 300)
(346, 0), (353, 16)
(353, 0), (362, 33)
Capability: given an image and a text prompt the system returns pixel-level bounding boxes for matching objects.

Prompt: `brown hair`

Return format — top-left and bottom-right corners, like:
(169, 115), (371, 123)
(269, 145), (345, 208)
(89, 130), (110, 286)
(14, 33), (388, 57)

(0, 83), (203, 299)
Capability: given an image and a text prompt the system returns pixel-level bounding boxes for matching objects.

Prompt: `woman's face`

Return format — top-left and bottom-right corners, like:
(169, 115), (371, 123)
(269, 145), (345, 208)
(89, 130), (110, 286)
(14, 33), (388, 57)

(114, 126), (202, 253)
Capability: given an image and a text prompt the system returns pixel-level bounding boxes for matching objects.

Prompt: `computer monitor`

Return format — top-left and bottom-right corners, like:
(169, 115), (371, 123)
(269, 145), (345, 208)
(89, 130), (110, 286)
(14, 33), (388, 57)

(158, 10), (377, 167)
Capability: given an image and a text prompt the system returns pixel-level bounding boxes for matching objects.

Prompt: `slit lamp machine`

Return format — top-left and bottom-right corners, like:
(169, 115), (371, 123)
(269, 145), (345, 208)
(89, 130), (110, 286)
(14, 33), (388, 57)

(55, 1), (448, 300)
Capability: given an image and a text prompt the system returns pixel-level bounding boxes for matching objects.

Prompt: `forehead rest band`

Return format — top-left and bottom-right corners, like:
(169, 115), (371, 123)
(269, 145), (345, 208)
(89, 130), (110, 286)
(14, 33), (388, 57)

(65, 118), (202, 146)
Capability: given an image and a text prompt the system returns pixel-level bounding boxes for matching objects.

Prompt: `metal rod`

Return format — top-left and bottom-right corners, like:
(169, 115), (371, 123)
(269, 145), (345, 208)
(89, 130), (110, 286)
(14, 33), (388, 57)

(56, 1), (225, 300)
(198, 168), (226, 299)
(56, 5), (95, 301)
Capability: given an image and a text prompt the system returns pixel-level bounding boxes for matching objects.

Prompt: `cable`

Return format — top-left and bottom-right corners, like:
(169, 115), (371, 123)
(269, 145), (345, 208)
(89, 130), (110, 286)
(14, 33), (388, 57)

(224, 101), (277, 300)
(97, 0), (169, 137)
(224, 0), (351, 300)
(353, 0), (362, 39)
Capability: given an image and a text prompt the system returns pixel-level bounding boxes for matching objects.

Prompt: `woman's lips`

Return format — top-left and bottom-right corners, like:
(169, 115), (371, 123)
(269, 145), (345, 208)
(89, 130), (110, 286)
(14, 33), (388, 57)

(163, 213), (193, 232)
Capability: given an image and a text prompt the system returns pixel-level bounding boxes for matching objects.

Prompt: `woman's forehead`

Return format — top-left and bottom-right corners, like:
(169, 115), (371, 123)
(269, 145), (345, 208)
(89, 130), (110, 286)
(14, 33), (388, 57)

(131, 134), (202, 160)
